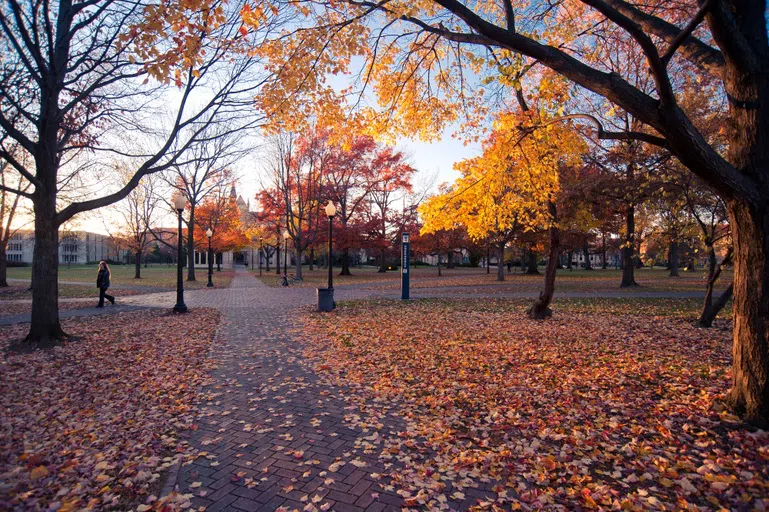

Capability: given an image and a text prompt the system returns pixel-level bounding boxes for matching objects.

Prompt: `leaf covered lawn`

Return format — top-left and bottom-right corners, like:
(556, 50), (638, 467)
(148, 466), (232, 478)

(0, 309), (220, 511)
(299, 299), (768, 511)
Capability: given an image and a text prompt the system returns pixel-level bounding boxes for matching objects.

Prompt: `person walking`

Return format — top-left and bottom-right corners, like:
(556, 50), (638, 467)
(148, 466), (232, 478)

(96, 261), (115, 307)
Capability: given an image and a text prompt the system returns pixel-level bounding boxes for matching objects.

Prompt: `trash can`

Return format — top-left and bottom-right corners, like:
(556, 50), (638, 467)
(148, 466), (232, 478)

(317, 287), (335, 312)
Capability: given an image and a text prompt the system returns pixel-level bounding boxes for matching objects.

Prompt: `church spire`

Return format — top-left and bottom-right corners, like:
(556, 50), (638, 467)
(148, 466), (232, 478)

(230, 183), (237, 198)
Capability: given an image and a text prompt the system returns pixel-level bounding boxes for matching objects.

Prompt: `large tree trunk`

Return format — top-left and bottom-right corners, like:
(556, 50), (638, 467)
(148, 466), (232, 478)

(0, 246), (7, 287)
(437, 253), (441, 276)
(276, 246), (281, 275)
(135, 251), (141, 279)
(295, 248), (303, 279)
(486, 243), (490, 274)
(265, 249), (271, 271)
(566, 251), (573, 270)
(187, 207), (196, 281)
(309, 247), (314, 271)
(378, 248), (387, 272)
(529, 203), (559, 319)
(26, 195), (65, 344)
(496, 241), (505, 282)
(669, 241), (680, 277)
(621, 202), (639, 287)
(583, 244), (592, 270)
(447, 250), (455, 269)
(723, 200), (769, 426)
(525, 247), (540, 275)
(340, 248), (352, 276)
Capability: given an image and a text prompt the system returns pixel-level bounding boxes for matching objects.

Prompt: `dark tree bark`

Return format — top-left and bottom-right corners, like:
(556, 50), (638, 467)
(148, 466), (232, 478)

(621, 201), (639, 287)
(669, 241), (679, 277)
(529, 202), (559, 319)
(309, 247), (314, 271)
(723, 199), (769, 426)
(295, 249), (303, 279)
(698, 283), (734, 328)
(447, 250), (455, 268)
(566, 251), (573, 270)
(0, 248), (7, 287)
(486, 242), (490, 274)
(698, 246), (733, 327)
(26, 193), (65, 344)
(340, 248), (352, 276)
(525, 247), (540, 275)
(187, 207), (196, 281)
(437, 253), (442, 276)
(497, 240), (505, 282)
(135, 251), (142, 279)
(583, 244), (593, 270)
(378, 248), (387, 272)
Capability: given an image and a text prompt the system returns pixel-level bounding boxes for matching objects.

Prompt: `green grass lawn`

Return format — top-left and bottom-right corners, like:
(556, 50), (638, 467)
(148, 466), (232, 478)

(7, 264), (235, 290)
(255, 264), (730, 293)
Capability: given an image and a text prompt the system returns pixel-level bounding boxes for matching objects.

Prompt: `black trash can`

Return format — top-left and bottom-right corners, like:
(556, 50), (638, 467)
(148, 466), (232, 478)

(317, 287), (335, 312)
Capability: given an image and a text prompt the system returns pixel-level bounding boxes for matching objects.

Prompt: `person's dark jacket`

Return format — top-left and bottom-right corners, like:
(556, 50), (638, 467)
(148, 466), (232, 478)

(97, 269), (110, 289)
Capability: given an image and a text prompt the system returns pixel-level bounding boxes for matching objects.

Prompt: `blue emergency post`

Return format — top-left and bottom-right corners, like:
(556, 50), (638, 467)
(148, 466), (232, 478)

(401, 232), (410, 300)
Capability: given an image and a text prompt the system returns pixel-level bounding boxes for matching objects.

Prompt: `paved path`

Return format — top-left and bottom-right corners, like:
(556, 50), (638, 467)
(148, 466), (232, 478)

(163, 267), (404, 512)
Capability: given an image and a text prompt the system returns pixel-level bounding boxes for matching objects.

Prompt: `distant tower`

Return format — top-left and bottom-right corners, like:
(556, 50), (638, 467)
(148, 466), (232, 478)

(230, 184), (237, 199)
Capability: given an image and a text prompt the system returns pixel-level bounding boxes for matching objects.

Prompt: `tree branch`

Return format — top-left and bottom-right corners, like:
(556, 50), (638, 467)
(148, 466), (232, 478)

(661, 0), (714, 64)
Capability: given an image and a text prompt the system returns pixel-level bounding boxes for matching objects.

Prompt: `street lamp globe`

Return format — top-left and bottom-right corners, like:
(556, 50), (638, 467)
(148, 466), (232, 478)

(206, 228), (213, 238)
(172, 192), (187, 212)
(325, 200), (336, 218)
(283, 230), (290, 240)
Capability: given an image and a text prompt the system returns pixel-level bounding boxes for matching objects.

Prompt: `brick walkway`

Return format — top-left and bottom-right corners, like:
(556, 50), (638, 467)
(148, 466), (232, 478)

(165, 267), (403, 512)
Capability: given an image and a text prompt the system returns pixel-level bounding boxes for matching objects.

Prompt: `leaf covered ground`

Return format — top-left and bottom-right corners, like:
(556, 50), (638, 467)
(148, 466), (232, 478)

(0, 309), (220, 511)
(298, 299), (767, 511)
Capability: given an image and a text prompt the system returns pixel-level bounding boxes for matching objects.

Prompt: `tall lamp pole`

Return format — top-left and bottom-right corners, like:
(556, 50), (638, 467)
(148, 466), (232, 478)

(206, 228), (214, 287)
(172, 193), (188, 313)
(316, 201), (337, 312)
(259, 236), (263, 276)
(282, 230), (290, 286)
(325, 200), (336, 290)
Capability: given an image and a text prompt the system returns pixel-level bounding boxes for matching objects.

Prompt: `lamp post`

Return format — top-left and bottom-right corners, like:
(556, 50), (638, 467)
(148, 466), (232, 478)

(172, 193), (188, 313)
(317, 201), (336, 311)
(325, 200), (336, 290)
(206, 228), (214, 288)
(259, 236), (263, 276)
(282, 230), (290, 286)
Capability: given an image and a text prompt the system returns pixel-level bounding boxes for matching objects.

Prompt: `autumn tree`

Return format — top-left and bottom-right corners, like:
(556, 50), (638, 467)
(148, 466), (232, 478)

(0, 0), (275, 343)
(323, 133), (406, 276)
(260, 132), (326, 280)
(109, 172), (160, 279)
(167, 130), (243, 282)
(422, 112), (585, 294)
(366, 150), (415, 272)
(0, 146), (31, 287)
(194, 187), (249, 262)
(679, 173), (733, 327)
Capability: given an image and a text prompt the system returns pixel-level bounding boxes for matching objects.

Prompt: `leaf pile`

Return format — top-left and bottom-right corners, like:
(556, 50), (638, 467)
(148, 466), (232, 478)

(0, 309), (220, 511)
(299, 300), (767, 510)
